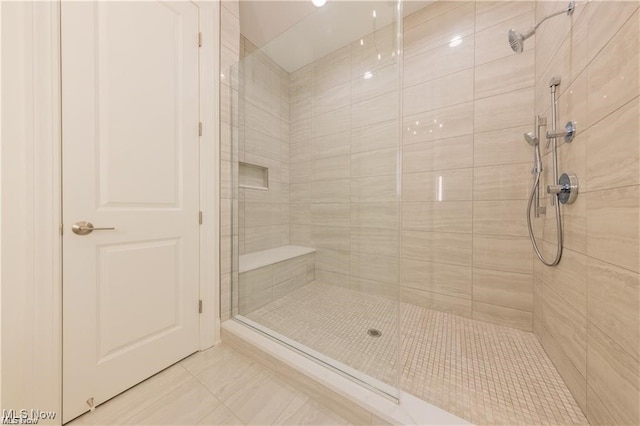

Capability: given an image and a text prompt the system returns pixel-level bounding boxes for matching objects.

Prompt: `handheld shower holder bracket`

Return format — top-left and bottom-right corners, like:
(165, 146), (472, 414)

(546, 121), (576, 143)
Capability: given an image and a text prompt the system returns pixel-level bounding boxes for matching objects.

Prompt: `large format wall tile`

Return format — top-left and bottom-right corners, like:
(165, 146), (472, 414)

(403, 201), (473, 233)
(311, 226), (350, 252)
(403, 169), (473, 202)
(351, 25), (397, 79)
(473, 235), (532, 275)
(312, 107), (350, 138)
(586, 9), (639, 127)
(474, 125), (532, 167)
(352, 91), (399, 130)
(351, 175), (397, 203)
(351, 64), (397, 104)
(587, 185), (639, 273)
(400, 287), (472, 318)
(404, 0), (469, 32)
(312, 131), (350, 160)
(312, 155), (350, 181)
(403, 69), (474, 116)
(315, 248), (350, 276)
(587, 323), (640, 426)
(312, 82), (350, 116)
(402, 230), (472, 266)
(540, 248), (587, 316)
(472, 301), (532, 331)
(542, 324), (587, 411)
(587, 258), (640, 361)
(351, 119), (398, 154)
(404, 2), (475, 59)
(403, 35), (474, 88)
(350, 148), (397, 178)
(586, 97), (639, 192)
(351, 228), (399, 257)
(543, 285), (587, 377)
(473, 200), (529, 237)
(310, 203), (349, 227)
(403, 135), (474, 173)
(475, 1), (534, 33)
(472, 268), (533, 312)
(585, 385), (617, 426)
(311, 179), (350, 203)
(351, 252), (399, 285)
(312, 45), (351, 95)
(402, 258), (472, 301)
(350, 202), (398, 229)
(474, 87), (534, 133)
(403, 102), (474, 145)
(473, 163), (531, 200)
(586, 1), (639, 65)
(475, 49), (535, 99)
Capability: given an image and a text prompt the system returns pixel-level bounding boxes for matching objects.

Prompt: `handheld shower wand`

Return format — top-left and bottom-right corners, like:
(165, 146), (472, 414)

(508, 1), (575, 53)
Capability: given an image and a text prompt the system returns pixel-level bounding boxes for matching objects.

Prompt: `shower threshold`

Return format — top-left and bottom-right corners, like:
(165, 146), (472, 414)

(234, 315), (398, 400)
(221, 319), (468, 425)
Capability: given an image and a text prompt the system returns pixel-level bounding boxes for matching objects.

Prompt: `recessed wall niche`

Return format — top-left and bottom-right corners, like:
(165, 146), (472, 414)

(239, 162), (268, 190)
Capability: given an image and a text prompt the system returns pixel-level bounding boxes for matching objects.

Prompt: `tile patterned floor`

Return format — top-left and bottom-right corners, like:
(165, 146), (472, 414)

(69, 343), (352, 426)
(245, 281), (589, 425)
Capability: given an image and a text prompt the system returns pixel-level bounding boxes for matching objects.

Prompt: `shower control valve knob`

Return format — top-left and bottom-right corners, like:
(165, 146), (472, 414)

(547, 172), (579, 204)
(547, 184), (568, 194)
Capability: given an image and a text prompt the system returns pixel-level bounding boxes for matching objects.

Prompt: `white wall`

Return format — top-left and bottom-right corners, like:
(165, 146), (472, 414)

(0, 1), (62, 420)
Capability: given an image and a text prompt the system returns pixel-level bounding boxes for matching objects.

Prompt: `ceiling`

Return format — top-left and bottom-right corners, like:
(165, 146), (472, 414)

(240, 0), (431, 72)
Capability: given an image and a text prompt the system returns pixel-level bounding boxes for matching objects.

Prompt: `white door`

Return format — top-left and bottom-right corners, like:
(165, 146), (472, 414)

(61, 2), (200, 422)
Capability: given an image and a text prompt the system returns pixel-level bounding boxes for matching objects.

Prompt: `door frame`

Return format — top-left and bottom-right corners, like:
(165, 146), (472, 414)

(0, 1), (221, 421)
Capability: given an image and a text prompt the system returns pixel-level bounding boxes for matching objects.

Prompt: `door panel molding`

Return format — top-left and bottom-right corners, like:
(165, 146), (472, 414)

(61, 1), (200, 421)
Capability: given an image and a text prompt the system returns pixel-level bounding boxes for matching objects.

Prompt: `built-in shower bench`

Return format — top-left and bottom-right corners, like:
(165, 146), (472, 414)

(238, 245), (315, 313)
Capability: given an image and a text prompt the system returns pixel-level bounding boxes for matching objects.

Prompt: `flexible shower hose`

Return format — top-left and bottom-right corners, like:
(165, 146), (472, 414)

(526, 170), (563, 266)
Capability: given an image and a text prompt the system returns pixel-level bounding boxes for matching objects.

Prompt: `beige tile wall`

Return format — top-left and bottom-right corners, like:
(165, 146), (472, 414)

(532, 1), (640, 423)
(288, 25), (402, 297)
(287, 1), (539, 332)
(238, 36), (290, 255)
(407, 1), (538, 329)
(407, 1), (535, 327)
(221, 26), (291, 319)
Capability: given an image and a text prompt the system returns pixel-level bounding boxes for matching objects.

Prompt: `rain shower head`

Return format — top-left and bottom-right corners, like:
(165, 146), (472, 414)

(508, 1), (575, 53)
(524, 131), (539, 146)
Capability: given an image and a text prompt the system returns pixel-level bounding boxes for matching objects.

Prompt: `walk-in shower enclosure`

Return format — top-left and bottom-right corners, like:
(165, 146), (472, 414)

(227, 0), (403, 398)
(221, 1), (640, 424)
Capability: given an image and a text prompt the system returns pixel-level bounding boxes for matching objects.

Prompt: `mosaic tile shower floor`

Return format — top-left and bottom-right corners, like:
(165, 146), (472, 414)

(245, 281), (588, 425)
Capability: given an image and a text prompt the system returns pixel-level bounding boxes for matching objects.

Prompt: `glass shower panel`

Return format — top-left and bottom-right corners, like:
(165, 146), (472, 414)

(229, 1), (402, 399)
